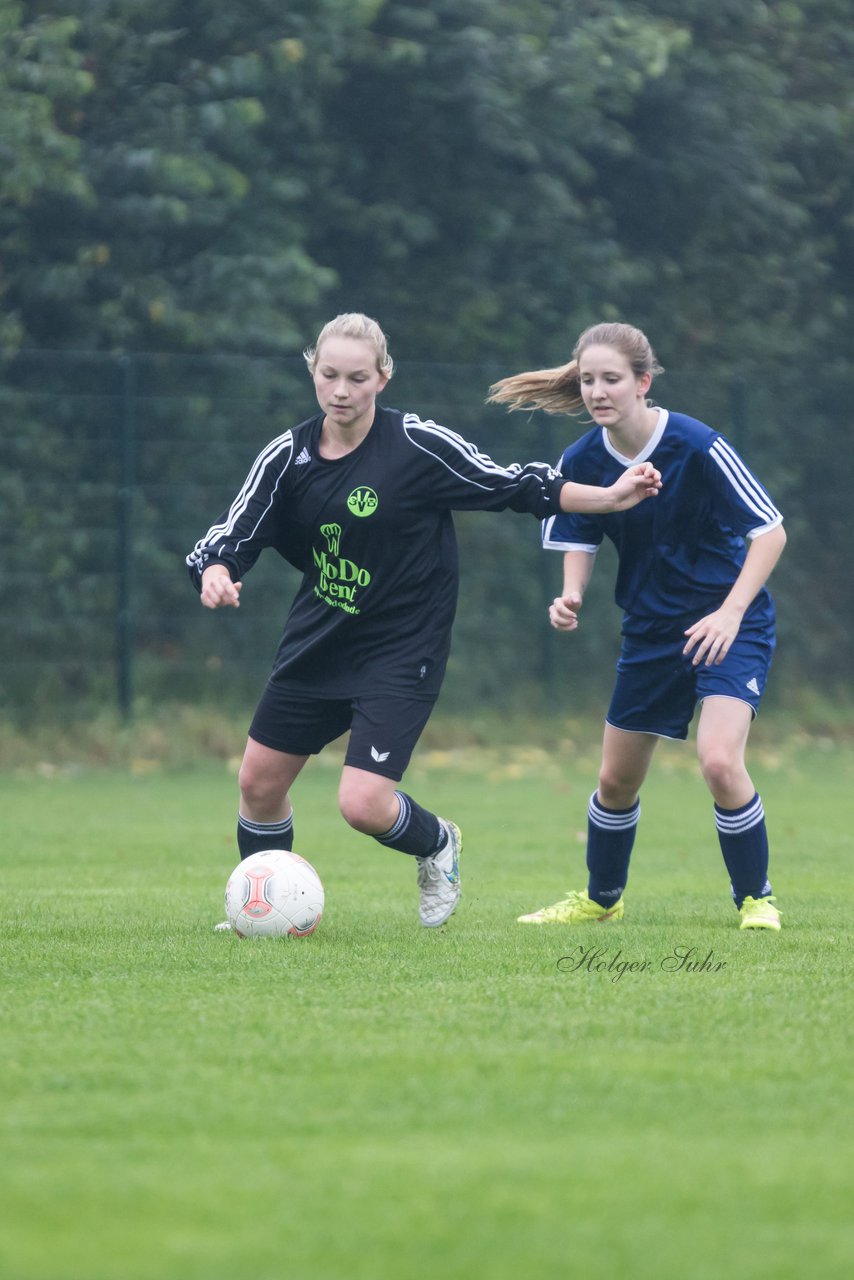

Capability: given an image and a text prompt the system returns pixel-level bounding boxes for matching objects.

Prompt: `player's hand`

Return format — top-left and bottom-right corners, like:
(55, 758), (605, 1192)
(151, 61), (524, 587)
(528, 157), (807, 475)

(549, 591), (583, 632)
(201, 565), (243, 609)
(609, 462), (662, 510)
(683, 604), (743, 666)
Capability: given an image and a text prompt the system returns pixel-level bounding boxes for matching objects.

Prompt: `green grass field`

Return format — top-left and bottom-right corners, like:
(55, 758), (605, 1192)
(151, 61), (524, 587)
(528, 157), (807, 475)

(2, 728), (851, 1280)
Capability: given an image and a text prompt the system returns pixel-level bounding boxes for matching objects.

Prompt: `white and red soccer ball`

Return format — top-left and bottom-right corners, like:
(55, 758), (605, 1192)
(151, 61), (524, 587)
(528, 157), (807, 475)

(225, 849), (324, 938)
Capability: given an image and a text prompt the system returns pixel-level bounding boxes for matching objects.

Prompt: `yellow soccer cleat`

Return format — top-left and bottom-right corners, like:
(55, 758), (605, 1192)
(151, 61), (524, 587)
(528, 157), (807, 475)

(517, 888), (624, 925)
(738, 895), (782, 931)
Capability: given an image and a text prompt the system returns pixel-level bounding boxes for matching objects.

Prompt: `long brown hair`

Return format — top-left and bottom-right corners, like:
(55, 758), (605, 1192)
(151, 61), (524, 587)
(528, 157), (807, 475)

(488, 322), (664, 415)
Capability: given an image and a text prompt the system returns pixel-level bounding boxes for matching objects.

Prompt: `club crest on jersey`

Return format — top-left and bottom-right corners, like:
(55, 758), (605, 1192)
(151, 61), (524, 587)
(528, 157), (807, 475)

(347, 486), (378, 518)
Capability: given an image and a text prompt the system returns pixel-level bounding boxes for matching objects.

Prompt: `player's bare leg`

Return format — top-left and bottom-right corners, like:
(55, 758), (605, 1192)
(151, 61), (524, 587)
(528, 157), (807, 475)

(695, 696), (754, 809)
(597, 723), (659, 808)
(338, 766), (461, 927)
(337, 766), (401, 834)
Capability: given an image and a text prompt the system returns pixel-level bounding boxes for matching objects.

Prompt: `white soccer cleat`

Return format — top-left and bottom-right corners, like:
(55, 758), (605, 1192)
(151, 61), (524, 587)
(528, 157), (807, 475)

(213, 920), (233, 933)
(416, 820), (462, 927)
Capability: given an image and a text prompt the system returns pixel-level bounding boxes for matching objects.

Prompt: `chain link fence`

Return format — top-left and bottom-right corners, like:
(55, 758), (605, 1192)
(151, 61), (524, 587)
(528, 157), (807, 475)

(2, 350), (847, 722)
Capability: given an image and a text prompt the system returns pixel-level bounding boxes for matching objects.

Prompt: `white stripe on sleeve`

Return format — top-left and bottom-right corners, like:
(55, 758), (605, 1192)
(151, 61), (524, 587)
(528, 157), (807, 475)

(403, 413), (557, 492)
(709, 438), (780, 526)
(188, 431), (295, 562)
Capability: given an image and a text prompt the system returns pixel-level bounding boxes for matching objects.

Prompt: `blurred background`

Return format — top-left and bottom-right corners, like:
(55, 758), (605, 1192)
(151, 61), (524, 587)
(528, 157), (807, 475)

(2, 0), (852, 729)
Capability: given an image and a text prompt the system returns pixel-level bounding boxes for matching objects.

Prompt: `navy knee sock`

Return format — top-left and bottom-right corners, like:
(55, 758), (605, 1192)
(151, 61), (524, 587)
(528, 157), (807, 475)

(714, 793), (771, 908)
(586, 792), (640, 907)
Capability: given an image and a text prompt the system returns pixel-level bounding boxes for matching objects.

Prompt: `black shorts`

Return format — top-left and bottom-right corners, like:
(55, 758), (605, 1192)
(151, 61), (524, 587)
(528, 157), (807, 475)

(248, 682), (437, 781)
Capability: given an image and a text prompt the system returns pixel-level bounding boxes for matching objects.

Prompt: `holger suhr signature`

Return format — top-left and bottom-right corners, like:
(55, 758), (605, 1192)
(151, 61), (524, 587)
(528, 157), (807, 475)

(557, 945), (727, 983)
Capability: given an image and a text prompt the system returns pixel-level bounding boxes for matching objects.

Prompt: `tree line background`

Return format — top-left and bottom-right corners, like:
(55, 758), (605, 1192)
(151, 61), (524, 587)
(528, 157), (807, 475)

(2, 0), (852, 722)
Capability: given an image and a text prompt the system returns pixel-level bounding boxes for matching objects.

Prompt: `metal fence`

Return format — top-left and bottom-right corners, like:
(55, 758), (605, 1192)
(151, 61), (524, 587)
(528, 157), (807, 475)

(1, 349), (847, 722)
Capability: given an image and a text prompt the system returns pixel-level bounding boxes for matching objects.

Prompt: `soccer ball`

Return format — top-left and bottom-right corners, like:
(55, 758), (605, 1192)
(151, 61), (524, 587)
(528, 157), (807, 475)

(224, 849), (324, 938)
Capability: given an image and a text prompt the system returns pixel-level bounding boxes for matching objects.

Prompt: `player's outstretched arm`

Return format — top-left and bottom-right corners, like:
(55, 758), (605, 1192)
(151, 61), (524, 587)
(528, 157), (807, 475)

(201, 564), (243, 609)
(559, 462), (661, 513)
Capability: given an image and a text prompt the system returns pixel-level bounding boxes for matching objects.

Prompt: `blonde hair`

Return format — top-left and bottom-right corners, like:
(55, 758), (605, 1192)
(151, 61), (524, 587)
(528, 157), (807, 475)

(303, 313), (394, 379)
(488, 322), (663, 415)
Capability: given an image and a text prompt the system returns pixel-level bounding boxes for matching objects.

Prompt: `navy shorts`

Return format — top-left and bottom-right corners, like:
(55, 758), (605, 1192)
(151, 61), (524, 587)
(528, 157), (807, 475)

(607, 624), (775, 741)
(248, 682), (437, 781)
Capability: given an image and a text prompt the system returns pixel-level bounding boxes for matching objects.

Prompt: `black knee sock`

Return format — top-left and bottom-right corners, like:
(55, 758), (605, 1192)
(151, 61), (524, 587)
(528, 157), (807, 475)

(373, 791), (444, 857)
(237, 810), (294, 860)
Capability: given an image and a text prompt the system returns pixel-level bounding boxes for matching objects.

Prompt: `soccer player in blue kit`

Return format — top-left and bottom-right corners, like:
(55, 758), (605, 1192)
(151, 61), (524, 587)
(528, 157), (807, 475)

(490, 322), (786, 931)
(187, 314), (661, 929)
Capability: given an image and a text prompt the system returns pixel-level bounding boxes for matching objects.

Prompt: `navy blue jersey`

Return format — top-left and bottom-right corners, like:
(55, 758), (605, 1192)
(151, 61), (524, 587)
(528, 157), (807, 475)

(188, 405), (566, 696)
(542, 409), (782, 635)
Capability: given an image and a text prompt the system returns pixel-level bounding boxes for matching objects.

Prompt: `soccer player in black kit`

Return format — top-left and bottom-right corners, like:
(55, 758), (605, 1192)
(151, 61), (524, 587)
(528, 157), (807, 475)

(187, 314), (661, 929)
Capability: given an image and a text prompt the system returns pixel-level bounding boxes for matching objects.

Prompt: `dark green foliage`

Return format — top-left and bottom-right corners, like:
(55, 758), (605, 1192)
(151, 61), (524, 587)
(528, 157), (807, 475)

(1, 0), (851, 713)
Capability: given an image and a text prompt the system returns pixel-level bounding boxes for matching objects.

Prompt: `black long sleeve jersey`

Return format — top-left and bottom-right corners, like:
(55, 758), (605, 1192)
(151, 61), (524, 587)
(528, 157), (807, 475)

(187, 406), (566, 698)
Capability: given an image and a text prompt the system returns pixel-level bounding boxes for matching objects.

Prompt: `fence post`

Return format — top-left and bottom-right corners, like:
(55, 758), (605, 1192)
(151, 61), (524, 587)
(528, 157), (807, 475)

(116, 355), (136, 722)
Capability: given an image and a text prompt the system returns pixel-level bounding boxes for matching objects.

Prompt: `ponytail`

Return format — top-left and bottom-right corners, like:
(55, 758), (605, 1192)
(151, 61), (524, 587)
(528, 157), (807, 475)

(487, 360), (584, 416)
(488, 322), (663, 417)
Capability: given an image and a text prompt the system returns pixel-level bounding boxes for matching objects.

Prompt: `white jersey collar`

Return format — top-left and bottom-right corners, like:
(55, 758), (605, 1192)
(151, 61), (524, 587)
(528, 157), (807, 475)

(601, 407), (668, 465)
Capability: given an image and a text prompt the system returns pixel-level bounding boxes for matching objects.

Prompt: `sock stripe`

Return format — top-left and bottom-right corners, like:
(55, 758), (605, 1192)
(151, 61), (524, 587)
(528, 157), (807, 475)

(715, 795), (764, 835)
(238, 812), (294, 836)
(588, 793), (641, 831)
(376, 791), (409, 843)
